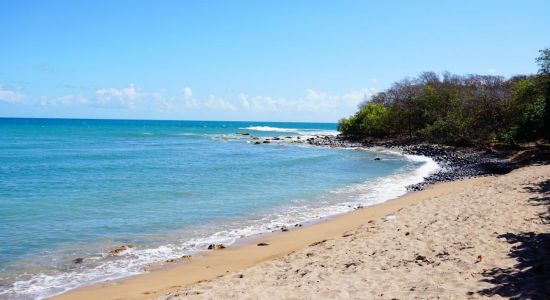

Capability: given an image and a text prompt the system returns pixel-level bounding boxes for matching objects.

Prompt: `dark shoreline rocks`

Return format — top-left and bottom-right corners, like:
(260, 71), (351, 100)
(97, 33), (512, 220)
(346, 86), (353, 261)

(73, 257), (84, 264)
(294, 135), (525, 192)
(207, 244), (226, 250)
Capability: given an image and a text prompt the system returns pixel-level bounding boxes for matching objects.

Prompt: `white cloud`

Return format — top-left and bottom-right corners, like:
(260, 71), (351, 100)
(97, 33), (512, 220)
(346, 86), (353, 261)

(95, 84), (140, 108)
(247, 95), (289, 112)
(204, 95), (237, 111)
(295, 89), (339, 111)
(342, 88), (377, 107)
(235, 88), (377, 114)
(182, 86), (198, 108)
(13, 82), (376, 121)
(239, 93), (250, 110)
(0, 86), (25, 103)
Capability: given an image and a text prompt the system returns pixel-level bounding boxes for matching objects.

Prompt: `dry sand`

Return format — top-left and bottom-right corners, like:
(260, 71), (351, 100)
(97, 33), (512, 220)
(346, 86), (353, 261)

(54, 164), (550, 300)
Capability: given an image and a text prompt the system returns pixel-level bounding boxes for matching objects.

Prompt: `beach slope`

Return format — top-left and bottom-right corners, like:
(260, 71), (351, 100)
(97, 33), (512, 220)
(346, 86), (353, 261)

(54, 164), (550, 299)
(159, 164), (550, 299)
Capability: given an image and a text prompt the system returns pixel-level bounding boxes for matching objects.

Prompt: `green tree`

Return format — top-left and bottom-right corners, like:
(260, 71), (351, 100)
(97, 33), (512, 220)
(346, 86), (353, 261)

(536, 48), (550, 74)
(338, 50), (548, 145)
(536, 47), (550, 138)
(356, 103), (390, 137)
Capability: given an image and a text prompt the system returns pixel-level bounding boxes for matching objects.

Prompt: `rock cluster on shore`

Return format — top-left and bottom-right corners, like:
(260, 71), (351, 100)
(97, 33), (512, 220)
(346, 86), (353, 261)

(291, 135), (518, 191)
(243, 132), (537, 192)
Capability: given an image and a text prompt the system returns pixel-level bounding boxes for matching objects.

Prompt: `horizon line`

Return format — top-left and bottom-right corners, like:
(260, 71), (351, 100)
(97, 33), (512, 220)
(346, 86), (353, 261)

(0, 116), (339, 124)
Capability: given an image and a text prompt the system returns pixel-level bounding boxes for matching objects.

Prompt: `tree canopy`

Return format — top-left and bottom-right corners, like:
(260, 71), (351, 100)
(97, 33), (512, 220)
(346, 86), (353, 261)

(338, 49), (549, 145)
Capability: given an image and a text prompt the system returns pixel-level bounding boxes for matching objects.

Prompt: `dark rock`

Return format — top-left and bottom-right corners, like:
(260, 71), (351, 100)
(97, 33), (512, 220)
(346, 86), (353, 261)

(73, 257), (84, 264)
(298, 134), (517, 192)
(415, 255), (428, 262)
(207, 244), (226, 250)
(257, 242), (270, 246)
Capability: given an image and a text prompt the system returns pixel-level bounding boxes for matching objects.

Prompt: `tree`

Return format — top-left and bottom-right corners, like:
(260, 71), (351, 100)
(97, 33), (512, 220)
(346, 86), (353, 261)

(356, 103), (390, 137)
(536, 47), (550, 138)
(536, 48), (550, 75)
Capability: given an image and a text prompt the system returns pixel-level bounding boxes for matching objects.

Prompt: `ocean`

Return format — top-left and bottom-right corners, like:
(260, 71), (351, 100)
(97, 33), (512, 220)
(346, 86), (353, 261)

(0, 118), (439, 299)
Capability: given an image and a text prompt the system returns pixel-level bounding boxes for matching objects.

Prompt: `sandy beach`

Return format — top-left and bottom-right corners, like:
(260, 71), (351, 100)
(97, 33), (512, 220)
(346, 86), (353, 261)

(53, 164), (550, 299)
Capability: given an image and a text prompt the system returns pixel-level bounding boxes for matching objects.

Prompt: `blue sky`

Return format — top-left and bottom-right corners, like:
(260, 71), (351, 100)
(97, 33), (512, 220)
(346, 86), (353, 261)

(1, 0), (549, 122)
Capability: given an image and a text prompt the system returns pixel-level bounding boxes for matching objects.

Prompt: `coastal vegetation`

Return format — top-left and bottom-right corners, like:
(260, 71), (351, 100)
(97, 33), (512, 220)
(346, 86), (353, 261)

(338, 49), (550, 145)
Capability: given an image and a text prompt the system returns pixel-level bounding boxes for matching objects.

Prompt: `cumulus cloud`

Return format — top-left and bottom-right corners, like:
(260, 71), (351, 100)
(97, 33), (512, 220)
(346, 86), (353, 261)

(6, 82), (377, 121)
(0, 86), (25, 103)
(295, 89), (339, 111)
(95, 84), (140, 108)
(182, 86), (198, 108)
(204, 95), (237, 111)
(232, 88), (377, 114)
(239, 93), (250, 110)
(239, 94), (290, 112)
(342, 88), (377, 107)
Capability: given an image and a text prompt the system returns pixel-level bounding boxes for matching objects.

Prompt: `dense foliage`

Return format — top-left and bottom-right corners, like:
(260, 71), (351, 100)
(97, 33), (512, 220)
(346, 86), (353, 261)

(338, 49), (549, 145)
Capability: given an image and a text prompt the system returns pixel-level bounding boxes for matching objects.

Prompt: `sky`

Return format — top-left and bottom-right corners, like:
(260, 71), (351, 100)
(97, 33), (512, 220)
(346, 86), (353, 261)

(0, 0), (549, 122)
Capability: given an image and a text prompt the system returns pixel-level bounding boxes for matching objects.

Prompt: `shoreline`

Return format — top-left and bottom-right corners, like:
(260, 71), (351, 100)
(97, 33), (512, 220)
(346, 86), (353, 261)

(1, 136), (441, 299)
(52, 175), (485, 300)
(49, 138), (547, 299)
(44, 142), (440, 299)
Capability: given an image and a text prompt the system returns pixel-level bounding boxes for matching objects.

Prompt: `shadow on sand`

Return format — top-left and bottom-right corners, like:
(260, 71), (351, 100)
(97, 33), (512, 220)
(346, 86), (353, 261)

(476, 179), (550, 299)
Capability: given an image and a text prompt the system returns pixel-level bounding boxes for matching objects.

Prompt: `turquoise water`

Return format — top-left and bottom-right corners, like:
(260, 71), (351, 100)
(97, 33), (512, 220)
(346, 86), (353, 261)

(0, 118), (438, 299)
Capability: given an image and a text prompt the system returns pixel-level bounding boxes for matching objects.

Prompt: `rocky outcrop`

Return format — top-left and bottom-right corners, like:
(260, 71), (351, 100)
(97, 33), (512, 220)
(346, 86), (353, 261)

(295, 135), (519, 192)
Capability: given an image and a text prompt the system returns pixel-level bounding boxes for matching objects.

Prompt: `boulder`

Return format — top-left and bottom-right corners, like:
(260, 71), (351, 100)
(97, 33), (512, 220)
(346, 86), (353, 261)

(73, 257), (84, 264)
(207, 244), (226, 250)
